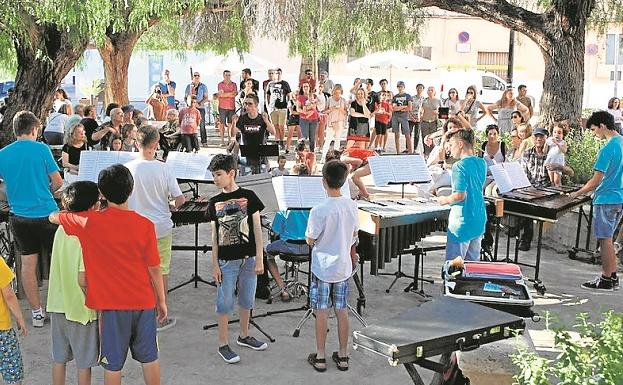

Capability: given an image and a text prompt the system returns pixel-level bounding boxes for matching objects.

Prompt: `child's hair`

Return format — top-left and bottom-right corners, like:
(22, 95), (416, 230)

(208, 154), (237, 173)
(586, 110), (615, 130)
(448, 128), (475, 147)
(292, 163), (310, 176)
(552, 121), (568, 136)
(98, 164), (134, 204)
(325, 149), (342, 163)
(121, 123), (136, 139)
(110, 134), (122, 149)
(212, 93), (218, 98)
(277, 154), (287, 162)
(137, 125), (159, 147)
(295, 140), (307, 152)
(166, 109), (179, 118)
(62, 181), (99, 212)
(322, 160), (348, 189)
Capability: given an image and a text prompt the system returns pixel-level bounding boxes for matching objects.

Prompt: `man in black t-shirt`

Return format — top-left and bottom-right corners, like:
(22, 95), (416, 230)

(365, 79), (379, 147)
(239, 68), (260, 95)
(266, 68), (292, 149)
(232, 94), (276, 173)
(80, 105), (100, 148)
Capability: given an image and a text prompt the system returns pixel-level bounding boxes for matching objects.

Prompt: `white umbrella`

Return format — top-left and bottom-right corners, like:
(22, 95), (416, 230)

(199, 50), (275, 75)
(347, 50), (435, 84)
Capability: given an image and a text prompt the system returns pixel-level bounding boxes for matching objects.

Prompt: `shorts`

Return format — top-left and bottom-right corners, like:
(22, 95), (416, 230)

(265, 240), (309, 261)
(215, 257), (257, 314)
(287, 114), (300, 127)
(270, 109), (287, 127)
(445, 236), (482, 262)
(99, 309), (158, 371)
(593, 203), (623, 239)
(50, 313), (99, 368)
(0, 328), (24, 384)
(375, 122), (388, 135)
(310, 274), (349, 310)
(391, 113), (411, 135)
(157, 234), (173, 275)
(9, 215), (57, 256)
(218, 108), (236, 125)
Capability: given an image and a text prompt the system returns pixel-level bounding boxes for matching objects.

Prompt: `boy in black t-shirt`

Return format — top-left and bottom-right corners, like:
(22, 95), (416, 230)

(207, 154), (268, 364)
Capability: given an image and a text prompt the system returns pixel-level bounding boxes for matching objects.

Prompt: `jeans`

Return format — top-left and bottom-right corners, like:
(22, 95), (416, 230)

(300, 119), (318, 151)
(445, 236), (482, 261)
(181, 134), (199, 152)
(215, 257), (257, 314)
(198, 107), (207, 144)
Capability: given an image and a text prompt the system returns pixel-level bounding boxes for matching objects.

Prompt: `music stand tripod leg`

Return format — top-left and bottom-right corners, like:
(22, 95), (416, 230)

(404, 363), (426, 385)
(347, 305), (367, 327)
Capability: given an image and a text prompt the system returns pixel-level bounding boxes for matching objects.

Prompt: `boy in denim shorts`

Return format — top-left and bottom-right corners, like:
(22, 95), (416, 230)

(305, 160), (359, 372)
(207, 154), (267, 363)
(571, 111), (623, 291)
(50, 165), (167, 385)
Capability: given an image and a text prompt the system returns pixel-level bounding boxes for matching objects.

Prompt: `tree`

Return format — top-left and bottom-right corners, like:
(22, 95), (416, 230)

(0, 1), (110, 146)
(408, 0), (597, 127)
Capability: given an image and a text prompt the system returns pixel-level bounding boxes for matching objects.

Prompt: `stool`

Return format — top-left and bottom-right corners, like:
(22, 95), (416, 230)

(267, 239), (309, 304)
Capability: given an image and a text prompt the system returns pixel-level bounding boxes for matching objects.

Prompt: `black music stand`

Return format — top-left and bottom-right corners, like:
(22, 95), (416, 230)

(240, 144), (279, 174)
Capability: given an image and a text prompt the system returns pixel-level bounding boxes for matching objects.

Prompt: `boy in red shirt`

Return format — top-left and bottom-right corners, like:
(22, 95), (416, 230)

(178, 95), (202, 152)
(373, 91), (392, 152)
(49, 164), (166, 385)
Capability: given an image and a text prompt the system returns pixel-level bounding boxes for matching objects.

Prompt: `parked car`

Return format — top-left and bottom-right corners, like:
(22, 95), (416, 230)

(0, 81), (15, 99)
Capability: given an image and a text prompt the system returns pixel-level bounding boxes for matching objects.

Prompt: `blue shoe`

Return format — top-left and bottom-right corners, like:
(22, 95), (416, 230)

(218, 345), (240, 363)
(237, 335), (268, 351)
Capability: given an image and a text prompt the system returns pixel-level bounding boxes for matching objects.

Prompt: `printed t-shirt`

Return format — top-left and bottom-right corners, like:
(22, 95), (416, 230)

(0, 140), (59, 218)
(125, 158), (183, 238)
(267, 81), (291, 109)
(46, 226), (97, 325)
(58, 207), (160, 310)
(298, 95), (319, 121)
(593, 135), (623, 205)
(179, 107), (201, 134)
(218, 81), (238, 110)
(392, 93), (412, 117)
(236, 113), (268, 149)
(207, 188), (265, 260)
(306, 196), (359, 283)
(366, 90), (378, 113)
(0, 258), (14, 330)
(448, 156), (487, 243)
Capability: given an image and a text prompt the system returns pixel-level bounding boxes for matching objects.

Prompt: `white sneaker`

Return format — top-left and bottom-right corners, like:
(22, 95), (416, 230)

(32, 313), (45, 328)
(614, 242), (622, 255)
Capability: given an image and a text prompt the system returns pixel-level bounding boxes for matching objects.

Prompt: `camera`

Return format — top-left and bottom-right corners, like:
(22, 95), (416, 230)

(156, 89), (162, 94)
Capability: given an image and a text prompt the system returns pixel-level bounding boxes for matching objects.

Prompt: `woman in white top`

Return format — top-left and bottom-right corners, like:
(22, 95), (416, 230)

(443, 88), (461, 115)
(480, 124), (506, 197)
(44, 104), (69, 145)
(316, 83), (330, 152)
(460, 85), (488, 125)
(53, 89), (73, 115)
(321, 84), (348, 162)
(487, 88), (528, 134)
(607, 97), (622, 133)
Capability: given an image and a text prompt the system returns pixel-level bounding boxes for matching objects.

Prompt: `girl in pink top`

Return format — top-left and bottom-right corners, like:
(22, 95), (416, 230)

(297, 82), (319, 151)
(178, 96), (202, 152)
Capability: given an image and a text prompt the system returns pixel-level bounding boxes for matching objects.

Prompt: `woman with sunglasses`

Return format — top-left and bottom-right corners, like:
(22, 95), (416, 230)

(486, 88), (528, 134)
(507, 128), (523, 161)
(443, 88), (461, 115)
(460, 85), (488, 125)
(510, 110), (525, 130)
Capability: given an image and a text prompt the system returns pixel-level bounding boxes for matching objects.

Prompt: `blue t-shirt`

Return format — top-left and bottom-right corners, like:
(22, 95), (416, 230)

(271, 210), (310, 241)
(594, 135), (623, 205)
(448, 156), (487, 243)
(184, 83), (209, 108)
(159, 81), (177, 106)
(0, 140), (59, 218)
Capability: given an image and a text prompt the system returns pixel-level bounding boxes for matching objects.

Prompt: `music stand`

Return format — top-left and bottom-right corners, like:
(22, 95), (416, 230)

(368, 154), (431, 198)
(240, 144), (280, 174)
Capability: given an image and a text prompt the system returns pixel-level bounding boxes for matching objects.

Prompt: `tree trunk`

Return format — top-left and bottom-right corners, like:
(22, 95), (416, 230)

(0, 25), (87, 148)
(299, 56), (315, 80)
(98, 30), (143, 107)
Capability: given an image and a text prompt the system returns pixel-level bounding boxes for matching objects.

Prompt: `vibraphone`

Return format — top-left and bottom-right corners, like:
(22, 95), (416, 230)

(169, 198), (215, 292)
(357, 199), (450, 294)
(487, 185), (591, 293)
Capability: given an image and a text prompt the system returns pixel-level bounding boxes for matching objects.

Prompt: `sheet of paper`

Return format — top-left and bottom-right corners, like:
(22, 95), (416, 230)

(77, 151), (139, 183)
(166, 152), (213, 181)
(392, 155), (431, 183)
(504, 161), (531, 190)
(367, 156), (393, 186)
(489, 163), (514, 193)
(77, 152), (99, 182)
(272, 176), (301, 210)
(298, 176), (328, 208)
(117, 151), (139, 165)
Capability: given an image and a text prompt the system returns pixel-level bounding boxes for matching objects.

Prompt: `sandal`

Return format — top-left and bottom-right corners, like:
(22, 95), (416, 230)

(307, 353), (326, 372)
(332, 351), (349, 371)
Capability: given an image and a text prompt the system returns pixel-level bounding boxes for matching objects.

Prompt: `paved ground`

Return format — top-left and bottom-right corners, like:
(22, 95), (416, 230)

(16, 127), (622, 384)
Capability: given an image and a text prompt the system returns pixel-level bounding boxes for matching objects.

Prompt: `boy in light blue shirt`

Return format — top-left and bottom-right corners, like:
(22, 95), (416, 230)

(438, 129), (487, 261)
(570, 111), (623, 291)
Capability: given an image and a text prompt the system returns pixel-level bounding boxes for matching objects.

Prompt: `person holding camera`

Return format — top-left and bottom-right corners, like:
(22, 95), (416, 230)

(157, 69), (177, 110)
(146, 85), (167, 121)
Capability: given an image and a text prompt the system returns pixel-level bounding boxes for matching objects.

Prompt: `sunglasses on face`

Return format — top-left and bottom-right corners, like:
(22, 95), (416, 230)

(193, 74), (200, 77)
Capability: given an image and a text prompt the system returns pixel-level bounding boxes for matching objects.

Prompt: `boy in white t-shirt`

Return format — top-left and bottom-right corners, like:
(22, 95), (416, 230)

(125, 125), (186, 331)
(305, 160), (358, 372)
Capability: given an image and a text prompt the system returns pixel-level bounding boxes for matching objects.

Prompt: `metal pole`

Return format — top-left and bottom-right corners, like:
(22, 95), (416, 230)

(507, 29), (515, 86)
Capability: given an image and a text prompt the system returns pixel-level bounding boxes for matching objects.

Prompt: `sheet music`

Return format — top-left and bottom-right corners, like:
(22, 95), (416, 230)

(165, 152), (214, 181)
(272, 176), (351, 210)
(77, 151), (139, 182)
(368, 155), (431, 186)
(489, 162), (530, 193)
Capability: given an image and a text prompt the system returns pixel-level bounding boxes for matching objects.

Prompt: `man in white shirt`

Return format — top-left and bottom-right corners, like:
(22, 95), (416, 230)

(125, 125), (185, 331)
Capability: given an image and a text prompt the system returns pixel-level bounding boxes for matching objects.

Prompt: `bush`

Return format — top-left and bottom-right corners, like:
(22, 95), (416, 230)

(566, 128), (604, 184)
(512, 311), (623, 385)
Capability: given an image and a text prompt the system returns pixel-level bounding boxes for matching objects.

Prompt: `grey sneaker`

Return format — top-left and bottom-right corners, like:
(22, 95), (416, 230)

(218, 344), (240, 364)
(156, 317), (176, 332)
(32, 313), (45, 328)
(581, 276), (614, 291)
(237, 335), (268, 351)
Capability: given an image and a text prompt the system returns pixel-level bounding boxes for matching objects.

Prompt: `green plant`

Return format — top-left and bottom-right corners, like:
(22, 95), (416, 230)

(566, 128), (604, 184)
(512, 311), (623, 385)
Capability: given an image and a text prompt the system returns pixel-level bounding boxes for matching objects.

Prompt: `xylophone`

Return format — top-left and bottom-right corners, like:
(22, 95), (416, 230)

(357, 198), (450, 294)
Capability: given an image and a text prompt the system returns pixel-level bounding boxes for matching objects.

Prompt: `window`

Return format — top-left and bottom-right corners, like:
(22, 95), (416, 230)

(482, 76), (505, 91)
(610, 71), (622, 81)
(606, 34), (623, 65)
(477, 51), (509, 79)
(413, 46), (432, 60)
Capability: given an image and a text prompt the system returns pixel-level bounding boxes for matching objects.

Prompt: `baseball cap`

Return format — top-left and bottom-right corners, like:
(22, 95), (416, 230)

(320, 70), (328, 76)
(533, 127), (549, 136)
(397, 81), (405, 87)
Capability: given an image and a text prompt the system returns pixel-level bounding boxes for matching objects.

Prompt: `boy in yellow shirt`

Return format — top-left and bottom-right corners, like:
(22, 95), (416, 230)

(0, 256), (27, 384)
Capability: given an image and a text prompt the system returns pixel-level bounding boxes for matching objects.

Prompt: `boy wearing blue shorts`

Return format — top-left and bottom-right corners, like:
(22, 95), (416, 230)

(571, 111), (623, 290)
(306, 160), (359, 372)
(47, 181), (99, 385)
(437, 129), (487, 261)
(208, 154), (267, 364)
(50, 165), (166, 385)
